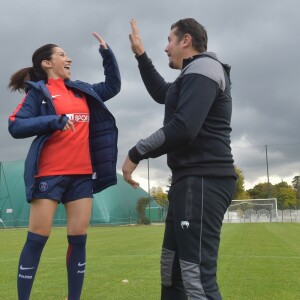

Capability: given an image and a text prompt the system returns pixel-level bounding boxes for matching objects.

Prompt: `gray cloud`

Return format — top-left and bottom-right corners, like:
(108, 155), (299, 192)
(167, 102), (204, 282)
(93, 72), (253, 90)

(1, 0), (299, 191)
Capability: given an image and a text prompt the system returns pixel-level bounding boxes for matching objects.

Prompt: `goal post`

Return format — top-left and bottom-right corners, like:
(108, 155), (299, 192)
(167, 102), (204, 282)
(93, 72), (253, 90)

(224, 198), (278, 223)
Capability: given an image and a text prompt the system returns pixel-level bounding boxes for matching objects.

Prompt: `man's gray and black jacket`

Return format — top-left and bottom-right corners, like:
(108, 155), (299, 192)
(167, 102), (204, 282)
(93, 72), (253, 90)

(129, 52), (236, 183)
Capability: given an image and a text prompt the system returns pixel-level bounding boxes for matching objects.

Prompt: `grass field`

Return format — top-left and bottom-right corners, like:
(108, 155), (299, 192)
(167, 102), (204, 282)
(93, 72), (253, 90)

(0, 223), (299, 299)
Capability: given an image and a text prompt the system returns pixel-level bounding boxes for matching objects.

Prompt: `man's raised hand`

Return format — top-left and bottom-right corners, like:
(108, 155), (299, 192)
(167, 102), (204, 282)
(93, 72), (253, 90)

(129, 18), (145, 56)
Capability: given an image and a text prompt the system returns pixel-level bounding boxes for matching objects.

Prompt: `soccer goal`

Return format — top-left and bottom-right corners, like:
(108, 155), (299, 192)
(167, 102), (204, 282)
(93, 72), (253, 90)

(224, 198), (279, 223)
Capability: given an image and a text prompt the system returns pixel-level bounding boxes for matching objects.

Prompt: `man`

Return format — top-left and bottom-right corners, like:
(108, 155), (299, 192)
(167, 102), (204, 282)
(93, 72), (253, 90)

(122, 18), (237, 300)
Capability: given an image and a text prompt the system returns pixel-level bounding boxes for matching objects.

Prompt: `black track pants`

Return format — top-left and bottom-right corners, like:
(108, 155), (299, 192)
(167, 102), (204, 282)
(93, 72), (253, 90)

(161, 176), (236, 300)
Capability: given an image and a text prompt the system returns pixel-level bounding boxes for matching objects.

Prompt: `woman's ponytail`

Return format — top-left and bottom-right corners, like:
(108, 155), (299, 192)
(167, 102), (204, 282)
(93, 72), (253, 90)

(8, 43), (58, 92)
(8, 67), (33, 92)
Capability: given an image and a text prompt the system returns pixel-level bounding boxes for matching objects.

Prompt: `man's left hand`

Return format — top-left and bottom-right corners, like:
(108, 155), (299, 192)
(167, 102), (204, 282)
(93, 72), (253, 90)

(122, 156), (140, 189)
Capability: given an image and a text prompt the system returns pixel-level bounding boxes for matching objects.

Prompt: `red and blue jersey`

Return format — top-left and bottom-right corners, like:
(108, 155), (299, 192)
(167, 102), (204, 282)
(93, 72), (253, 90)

(37, 78), (92, 176)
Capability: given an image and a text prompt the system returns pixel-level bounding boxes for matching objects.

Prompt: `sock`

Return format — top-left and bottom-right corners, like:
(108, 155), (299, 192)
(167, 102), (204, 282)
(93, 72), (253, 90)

(17, 231), (48, 300)
(66, 234), (87, 300)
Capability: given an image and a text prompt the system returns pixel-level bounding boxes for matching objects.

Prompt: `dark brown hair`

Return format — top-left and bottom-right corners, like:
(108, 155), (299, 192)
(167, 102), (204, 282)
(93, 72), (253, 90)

(8, 44), (58, 92)
(171, 18), (207, 53)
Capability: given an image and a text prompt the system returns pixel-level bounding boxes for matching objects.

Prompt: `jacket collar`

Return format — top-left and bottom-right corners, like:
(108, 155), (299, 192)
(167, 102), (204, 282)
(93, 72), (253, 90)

(25, 79), (103, 103)
(182, 51), (218, 69)
(25, 80), (52, 101)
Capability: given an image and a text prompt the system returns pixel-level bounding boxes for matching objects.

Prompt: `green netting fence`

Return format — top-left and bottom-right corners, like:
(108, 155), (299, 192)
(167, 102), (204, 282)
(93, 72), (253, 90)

(0, 160), (166, 228)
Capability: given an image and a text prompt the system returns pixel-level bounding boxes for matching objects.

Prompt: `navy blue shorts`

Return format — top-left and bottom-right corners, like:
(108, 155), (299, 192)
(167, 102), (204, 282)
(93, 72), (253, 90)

(32, 175), (93, 204)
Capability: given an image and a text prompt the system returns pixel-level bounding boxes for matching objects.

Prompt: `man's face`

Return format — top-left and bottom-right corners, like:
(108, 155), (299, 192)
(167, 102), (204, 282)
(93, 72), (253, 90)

(165, 28), (184, 70)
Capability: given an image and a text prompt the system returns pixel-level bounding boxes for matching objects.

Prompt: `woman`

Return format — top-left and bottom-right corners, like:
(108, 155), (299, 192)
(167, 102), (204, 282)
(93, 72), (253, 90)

(8, 32), (121, 300)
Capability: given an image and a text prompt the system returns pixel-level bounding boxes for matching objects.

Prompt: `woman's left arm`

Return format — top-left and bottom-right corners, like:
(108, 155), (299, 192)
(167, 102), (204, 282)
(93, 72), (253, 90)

(91, 32), (121, 101)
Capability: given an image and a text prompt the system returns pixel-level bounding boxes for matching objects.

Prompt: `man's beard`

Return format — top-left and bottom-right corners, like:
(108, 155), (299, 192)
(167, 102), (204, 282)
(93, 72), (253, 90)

(168, 60), (177, 69)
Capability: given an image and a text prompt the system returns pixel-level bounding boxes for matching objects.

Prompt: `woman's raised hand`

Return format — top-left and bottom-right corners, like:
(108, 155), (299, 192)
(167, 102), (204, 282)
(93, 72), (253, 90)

(92, 32), (108, 49)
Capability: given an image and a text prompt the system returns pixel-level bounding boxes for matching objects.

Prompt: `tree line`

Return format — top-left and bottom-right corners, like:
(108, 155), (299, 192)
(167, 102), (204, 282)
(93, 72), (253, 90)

(150, 170), (300, 210)
(231, 167), (300, 209)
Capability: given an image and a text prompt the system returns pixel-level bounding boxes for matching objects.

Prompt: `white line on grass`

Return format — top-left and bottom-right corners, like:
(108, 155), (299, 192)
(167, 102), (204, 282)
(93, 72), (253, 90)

(2, 254), (300, 264)
(0, 254), (161, 263)
(221, 254), (300, 259)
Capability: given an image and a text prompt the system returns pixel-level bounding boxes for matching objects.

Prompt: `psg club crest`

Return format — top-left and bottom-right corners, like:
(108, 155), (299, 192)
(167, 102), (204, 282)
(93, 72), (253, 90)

(39, 181), (48, 192)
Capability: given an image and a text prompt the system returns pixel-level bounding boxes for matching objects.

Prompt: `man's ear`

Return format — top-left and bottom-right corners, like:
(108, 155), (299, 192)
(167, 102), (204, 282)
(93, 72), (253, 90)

(182, 34), (192, 47)
(41, 60), (52, 69)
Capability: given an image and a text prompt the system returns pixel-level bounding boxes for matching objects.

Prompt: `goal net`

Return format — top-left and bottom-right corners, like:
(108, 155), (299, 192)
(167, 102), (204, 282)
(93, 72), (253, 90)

(224, 198), (279, 223)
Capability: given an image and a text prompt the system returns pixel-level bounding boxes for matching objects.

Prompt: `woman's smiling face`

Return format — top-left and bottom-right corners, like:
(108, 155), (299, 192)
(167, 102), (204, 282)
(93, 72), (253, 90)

(43, 47), (72, 80)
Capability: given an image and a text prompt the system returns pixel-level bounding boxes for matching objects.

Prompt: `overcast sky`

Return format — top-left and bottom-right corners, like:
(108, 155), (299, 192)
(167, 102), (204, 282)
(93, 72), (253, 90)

(1, 0), (299, 192)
